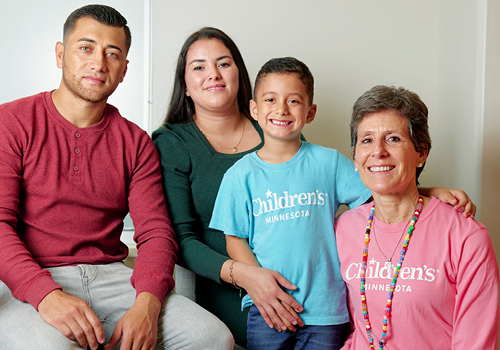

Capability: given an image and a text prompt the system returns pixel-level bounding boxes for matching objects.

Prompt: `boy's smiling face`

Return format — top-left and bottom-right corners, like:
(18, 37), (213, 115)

(250, 73), (316, 142)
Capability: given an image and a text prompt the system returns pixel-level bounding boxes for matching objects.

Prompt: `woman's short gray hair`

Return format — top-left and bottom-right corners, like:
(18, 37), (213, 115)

(350, 85), (432, 182)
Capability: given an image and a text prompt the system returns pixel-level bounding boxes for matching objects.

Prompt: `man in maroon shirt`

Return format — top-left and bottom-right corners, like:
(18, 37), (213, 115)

(0, 4), (233, 350)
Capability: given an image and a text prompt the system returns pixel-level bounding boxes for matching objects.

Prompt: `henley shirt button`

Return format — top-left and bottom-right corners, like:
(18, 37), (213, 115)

(75, 149), (81, 154)
(75, 132), (81, 138)
(73, 166), (79, 171)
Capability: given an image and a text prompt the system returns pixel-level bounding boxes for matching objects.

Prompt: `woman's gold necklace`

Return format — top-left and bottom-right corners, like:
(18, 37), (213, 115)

(198, 118), (245, 153)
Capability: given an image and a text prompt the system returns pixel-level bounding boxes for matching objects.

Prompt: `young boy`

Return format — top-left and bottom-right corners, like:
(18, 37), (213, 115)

(209, 57), (371, 349)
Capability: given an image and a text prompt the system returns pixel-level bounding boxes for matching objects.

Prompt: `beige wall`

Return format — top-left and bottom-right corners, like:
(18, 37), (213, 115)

(483, 0), (500, 235)
(482, 3), (500, 342)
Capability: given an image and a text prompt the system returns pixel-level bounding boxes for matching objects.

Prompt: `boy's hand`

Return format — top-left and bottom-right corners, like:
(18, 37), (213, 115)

(273, 300), (304, 332)
(447, 188), (476, 218)
(428, 187), (476, 218)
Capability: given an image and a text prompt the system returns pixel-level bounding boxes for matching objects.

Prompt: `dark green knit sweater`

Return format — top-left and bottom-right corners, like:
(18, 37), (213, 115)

(152, 120), (264, 345)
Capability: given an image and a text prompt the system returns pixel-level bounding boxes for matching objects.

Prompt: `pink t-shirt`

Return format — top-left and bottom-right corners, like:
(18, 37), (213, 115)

(0, 92), (177, 309)
(335, 196), (499, 349)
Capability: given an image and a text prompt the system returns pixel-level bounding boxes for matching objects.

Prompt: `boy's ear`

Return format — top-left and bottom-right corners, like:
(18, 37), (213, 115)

(249, 100), (258, 121)
(306, 104), (317, 124)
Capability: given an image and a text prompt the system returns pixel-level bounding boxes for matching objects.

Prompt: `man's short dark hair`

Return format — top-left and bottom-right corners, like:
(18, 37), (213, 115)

(63, 4), (131, 54)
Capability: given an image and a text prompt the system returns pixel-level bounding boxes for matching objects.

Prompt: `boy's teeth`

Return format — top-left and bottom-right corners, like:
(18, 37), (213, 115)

(272, 120), (291, 125)
(369, 166), (393, 172)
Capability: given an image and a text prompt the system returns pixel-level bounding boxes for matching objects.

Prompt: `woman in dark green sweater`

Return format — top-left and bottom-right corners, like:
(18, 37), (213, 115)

(152, 27), (302, 347)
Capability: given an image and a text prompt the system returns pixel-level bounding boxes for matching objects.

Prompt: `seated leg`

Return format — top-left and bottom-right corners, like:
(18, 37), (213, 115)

(0, 281), (83, 350)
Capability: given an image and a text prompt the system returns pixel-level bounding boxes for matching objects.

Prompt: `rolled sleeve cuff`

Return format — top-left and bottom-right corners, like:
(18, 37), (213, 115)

(133, 275), (175, 303)
(23, 274), (62, 311)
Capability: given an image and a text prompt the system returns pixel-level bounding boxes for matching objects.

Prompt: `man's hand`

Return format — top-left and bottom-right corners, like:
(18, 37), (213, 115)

(38, 289), (105, 350)
(104, 292), (161, 350)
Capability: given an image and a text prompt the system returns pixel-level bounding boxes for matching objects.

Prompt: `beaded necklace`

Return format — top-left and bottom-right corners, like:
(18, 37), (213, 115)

(360, 196), (423, 349)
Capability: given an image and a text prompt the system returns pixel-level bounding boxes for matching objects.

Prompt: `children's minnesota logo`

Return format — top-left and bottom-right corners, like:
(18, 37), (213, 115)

(252, 190), (328, 223)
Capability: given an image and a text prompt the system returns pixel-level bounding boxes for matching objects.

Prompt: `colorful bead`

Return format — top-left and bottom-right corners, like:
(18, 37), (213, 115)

(359, 196), (423, 349)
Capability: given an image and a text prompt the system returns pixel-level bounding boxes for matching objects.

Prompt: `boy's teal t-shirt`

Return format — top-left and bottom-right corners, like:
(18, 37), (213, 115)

(210, 142), (371, 325)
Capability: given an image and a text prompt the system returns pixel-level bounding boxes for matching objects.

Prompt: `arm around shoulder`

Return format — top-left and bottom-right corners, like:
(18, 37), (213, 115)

(419, 187), (476, 218)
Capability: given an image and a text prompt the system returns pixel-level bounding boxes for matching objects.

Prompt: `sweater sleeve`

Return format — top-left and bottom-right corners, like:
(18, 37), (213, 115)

(153, 128), (229, 283)
(0, 105), (61, 309)
(451, 226), (499, 349)
(128, 133), (178, 301)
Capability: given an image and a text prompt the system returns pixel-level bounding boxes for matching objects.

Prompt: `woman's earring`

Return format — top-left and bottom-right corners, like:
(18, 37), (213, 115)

(418, 162), (423, 167)
(354, 167), (359, 172)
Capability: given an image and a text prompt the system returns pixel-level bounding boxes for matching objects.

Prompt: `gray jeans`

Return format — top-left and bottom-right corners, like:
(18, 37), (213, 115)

(0, 262), (234, 350)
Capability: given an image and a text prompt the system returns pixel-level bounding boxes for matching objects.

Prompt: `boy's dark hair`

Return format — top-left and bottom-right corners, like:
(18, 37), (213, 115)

(254, 57), (314, 105)
(164, 27), (252, 124)
(63, 4), (131, 54)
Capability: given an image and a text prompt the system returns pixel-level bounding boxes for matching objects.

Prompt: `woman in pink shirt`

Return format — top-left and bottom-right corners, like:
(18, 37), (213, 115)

(335, 85), (499, 349)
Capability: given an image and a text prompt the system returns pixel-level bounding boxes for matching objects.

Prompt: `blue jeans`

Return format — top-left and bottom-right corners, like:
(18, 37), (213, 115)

(0, 263), (233, 350)
(246, 305), (349, 350)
